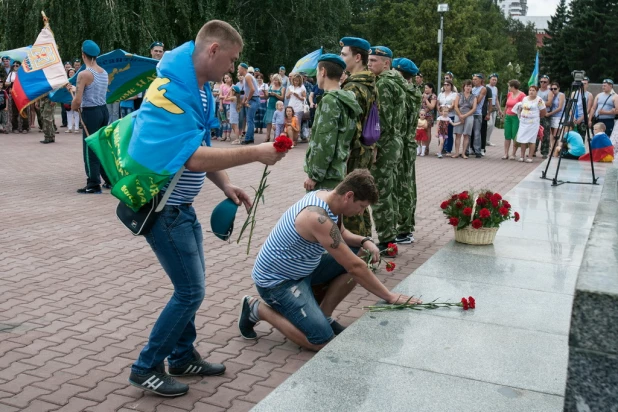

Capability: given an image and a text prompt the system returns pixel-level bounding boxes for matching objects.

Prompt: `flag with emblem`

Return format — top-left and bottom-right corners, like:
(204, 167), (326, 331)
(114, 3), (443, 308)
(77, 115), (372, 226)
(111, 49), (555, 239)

(85, 41), (219, 211)
(292, 48), (323, 77)
(10, 18), (68, 115)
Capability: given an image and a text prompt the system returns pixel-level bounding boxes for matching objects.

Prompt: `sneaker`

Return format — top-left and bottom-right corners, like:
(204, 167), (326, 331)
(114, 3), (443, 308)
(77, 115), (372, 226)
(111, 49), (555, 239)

(542, 155), (548, 159)
(238, 296), (257, 340)
(168, 349), (226, 377)
(76, 186), (102, 194)
(240, 140), (254, 145)
(330, 320), (346, 336)
(395, 233), (414, 244)
(437, 154), (443, 158)
(128, 364), (189, 397)
(488, 142), (495, 146)
(65, 129), (72, 133)
(476, 154), (482, 158)
(102, 183), (112, 189)
(22, 130), (28, 134)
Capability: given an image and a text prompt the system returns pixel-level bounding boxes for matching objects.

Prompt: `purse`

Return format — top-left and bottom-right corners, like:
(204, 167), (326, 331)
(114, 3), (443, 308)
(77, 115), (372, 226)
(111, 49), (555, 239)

(116, 168), (184, 236)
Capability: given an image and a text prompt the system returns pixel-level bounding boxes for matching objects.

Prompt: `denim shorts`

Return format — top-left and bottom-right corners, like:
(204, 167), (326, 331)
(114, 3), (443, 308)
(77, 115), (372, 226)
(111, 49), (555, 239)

(256, 250), (356, 345)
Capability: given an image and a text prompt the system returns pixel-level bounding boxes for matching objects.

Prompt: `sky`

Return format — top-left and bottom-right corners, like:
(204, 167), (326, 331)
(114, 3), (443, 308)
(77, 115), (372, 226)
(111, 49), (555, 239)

(527, 0), (571, 16)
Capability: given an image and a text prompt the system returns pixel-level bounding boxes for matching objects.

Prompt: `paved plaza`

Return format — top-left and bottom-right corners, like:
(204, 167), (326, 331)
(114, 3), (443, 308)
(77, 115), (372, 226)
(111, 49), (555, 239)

(0, 126), (538, 411)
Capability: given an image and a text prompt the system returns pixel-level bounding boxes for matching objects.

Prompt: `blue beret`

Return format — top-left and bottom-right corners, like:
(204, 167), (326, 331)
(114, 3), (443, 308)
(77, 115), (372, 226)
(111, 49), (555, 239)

(1, 56), (10, 60)
(603, 78), (614, 85)
(392, 58), (401, 67)
(473, 73), (484, 79)
(339, 37), (371, 52)
(489, 73), (499, 79)
(279, 66), (285, 70)
(150, 41), (164, 49)
(210, 198), (238, 241)
(254, 68), (260, 72)
(318, 53), (346, 70)
(82, 40), (100, 57)
(232, 85), (241, 94)
(369, 46), (393, 58)
(239, 63), (248, 69)
(540, 74), (549, 80)
(394, 58), (419, 75)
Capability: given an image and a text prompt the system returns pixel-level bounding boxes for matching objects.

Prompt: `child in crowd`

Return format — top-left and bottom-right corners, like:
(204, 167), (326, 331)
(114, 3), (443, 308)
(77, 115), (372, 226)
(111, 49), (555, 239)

(435, 106), (460, 158)
(0, 81), (8, 134)
(272, 101), (285, 137)
(229, 85), (242, 144)
(579, 122), (615, 162)
(416, 110), (428, 156)
(64, 69), (80, 133)
(554, 122), (585, 160)
(284, 106), (299, 147)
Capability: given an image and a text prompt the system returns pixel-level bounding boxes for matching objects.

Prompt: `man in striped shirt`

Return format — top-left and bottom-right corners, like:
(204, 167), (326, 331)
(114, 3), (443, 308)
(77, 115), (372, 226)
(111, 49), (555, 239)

(238, 170), (421, 351)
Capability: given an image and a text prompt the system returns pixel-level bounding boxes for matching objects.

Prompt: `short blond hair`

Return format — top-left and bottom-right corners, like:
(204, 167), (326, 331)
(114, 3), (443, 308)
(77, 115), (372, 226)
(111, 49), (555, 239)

(271, 74), (282, 85)
(594, 122), (606, 132)
(276, 101), (284, 109)
(195, 20), (243, 49)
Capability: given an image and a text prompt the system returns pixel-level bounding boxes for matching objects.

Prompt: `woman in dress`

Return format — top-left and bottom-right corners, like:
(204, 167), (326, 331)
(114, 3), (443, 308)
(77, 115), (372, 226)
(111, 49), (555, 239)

(285, 74), (306, 144)
(452, 80), (477, 159)
(503, 80), (526, 159)
(264, 74), (285, 142)
(513, 85), (547, 163)
(422, 83), (437, 150)
(437, 79), (458, 154)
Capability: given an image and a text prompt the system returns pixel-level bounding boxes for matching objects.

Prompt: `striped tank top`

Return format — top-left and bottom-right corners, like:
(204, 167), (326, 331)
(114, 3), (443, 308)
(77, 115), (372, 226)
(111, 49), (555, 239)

(81, 67), (108, 107)
(164, 89), (209, 205)
(252, 191), (338, 288)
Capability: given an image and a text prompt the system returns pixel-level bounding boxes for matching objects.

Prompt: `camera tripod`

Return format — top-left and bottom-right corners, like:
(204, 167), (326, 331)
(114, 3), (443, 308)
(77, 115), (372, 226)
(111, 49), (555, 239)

(541, 79), (599, 186)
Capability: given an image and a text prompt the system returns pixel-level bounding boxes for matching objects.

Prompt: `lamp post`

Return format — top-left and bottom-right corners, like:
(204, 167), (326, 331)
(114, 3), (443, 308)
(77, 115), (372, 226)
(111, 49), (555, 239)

(437, 3), (449, 90)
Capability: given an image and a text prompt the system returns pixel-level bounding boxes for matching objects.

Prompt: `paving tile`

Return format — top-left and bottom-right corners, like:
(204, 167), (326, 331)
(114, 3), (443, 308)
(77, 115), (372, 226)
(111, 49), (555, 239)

(39, 383), (90, 406)
(83, 393), (136, 412)
(204, 387), (246, 409)
(18, 399), (59, 412)
(0, 385), (52, 408)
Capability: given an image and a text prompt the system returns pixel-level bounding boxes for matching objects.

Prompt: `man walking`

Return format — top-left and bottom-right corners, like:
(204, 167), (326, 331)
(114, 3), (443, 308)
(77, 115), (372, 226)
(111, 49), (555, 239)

(339, 36), (376, 237)
(470, 74), (487, 158)
(303, 54), (361, 191)
(125, 20), (285, 397)
(367, 46), (407, 252)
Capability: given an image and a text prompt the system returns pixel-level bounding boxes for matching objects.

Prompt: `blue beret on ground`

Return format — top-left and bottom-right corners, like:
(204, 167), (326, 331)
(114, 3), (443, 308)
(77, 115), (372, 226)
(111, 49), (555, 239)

(339, 37), (371, 52)
(369, 46), (393, 58)
(318, 53), (346, 70)
(211, 198), (238, 241)
(82, 40), (100, 57)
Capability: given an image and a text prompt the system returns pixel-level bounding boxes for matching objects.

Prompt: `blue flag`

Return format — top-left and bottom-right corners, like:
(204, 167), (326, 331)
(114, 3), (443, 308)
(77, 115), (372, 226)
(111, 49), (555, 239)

(528, 51), (539, 87)
(50, 49), (159, 104)
(292, 48), (323, 76)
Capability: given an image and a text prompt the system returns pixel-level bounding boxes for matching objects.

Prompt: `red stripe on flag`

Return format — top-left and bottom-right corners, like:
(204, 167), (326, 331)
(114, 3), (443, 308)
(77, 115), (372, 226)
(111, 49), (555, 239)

(10, 74), (31, 114)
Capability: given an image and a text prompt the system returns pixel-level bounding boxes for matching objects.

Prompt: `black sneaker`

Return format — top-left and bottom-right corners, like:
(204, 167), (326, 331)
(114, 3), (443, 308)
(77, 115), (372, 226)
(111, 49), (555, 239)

(76, 186), (102, 194)
(102, 183), (112, 189)
(395, 233), (414, 244)
(238, 295), (257, 340)
(128, 364), (188, 397)
(168, 349), (225, 377)
(240, 140), (254, 145)
(330, 320), (346, 336)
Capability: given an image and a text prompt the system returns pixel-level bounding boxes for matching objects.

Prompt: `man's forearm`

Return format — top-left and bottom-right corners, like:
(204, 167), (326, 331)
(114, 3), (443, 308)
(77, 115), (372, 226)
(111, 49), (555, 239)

(342, 229), (363, 247)
(350, 264), (394, 303)
(206, 170), (231, 191)
(186, 146), (261, 172)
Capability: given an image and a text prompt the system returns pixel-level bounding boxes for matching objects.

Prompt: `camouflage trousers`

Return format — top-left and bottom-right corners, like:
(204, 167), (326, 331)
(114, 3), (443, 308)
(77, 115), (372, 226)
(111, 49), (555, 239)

(396, 139), (417, 235)
(535, 117), (551, 156)
(370, 136), (403, 243)
(40, 99), (55, 140)
(343, 143), (375, 237)
(0, 110), (8, 132)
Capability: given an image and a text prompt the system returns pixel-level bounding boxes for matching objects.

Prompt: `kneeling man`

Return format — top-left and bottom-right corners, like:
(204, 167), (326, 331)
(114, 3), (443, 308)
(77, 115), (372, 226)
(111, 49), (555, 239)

(238, 169), (420, 351)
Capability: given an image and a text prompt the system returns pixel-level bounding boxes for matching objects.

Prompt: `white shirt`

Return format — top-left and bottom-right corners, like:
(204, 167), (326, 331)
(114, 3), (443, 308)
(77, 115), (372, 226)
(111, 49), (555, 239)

(438, 92), (458, 116)
(287, 85), (306, 113)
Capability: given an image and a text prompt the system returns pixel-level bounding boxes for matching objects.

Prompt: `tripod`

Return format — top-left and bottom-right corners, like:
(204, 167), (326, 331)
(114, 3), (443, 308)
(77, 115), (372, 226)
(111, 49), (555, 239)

(541, 79), (598, 186)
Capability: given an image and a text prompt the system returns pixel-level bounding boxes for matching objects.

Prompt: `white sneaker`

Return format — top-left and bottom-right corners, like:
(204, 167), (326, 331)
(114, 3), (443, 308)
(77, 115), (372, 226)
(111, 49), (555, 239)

(65, 129), (72, 133)
(488, 142), (495, 146)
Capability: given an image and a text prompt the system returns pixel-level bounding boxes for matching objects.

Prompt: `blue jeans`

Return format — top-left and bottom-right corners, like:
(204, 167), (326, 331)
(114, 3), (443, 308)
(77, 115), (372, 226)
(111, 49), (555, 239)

(444, 116), (454, 153)
(132, 205), (206, 374)
(120, 107), (133, 118)
(255, 249), (357, 345)
(244, 97), (260, 142)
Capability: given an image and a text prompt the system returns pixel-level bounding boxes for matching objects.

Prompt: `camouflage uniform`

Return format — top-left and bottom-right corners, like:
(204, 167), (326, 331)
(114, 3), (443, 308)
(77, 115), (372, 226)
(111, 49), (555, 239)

(341, 71), (376, 236)
(396, 81), (422, 236)
(370, 70), (407, 243)
(40, 97), (55, 142)
(304, 89), (362, 190)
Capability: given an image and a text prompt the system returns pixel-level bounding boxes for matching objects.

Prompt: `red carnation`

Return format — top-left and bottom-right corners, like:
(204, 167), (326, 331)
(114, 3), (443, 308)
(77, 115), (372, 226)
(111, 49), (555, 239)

(386, 243), (398, 257)
(440, 201), (450, 210)
(471, 219), (483, 229)
(451, 194), (458, 200)
(273, 135), (294, 152)
(458, 191), (469, 200)
(514, 212), (520, 222)
(461, 297), (469, 310)
(479, 208), (491, 219)
(491, 199), (499, 208)
(385, 261), (396, 272)
(491, 193), (502, 201)
(503, 201), (511, 209)
(499, 207), (509, 217)
(485, 191), (493, 198)
(449, 217), (459, 226)
(463, 207), (473, 216)
(476, 197), (486, 206)
(455, 201), (463, 209)
(468, 296), (476, 309)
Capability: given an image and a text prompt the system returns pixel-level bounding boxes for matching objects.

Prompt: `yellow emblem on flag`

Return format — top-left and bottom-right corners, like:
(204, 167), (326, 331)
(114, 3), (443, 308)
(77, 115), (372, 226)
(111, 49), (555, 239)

(144, 77), (184, 115)
(23, 44), (60, 73)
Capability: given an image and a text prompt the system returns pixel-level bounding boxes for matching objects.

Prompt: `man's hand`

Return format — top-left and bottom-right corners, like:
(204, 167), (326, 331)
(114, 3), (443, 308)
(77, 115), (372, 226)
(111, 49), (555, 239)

(303, 178), (317, 191)
(387, 293), (422, 305)
(255, 143), (286, 166)
(485, 114), (490, 121)
(358, 241), (380, 263)
(222, 183), (252, 212)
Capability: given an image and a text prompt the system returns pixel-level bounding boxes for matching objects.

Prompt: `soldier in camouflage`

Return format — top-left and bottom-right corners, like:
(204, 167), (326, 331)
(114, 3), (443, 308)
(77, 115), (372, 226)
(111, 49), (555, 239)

(392, 58), (422, 244)
(39, 96), (56, 144)
(339, 37), (376, 237)
(368, 46), (408, 253)
(304, 54), (362, 191)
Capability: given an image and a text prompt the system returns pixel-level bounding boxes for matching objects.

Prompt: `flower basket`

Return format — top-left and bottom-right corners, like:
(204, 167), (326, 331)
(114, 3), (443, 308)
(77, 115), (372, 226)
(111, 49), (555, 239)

(454, 226), (499, 245)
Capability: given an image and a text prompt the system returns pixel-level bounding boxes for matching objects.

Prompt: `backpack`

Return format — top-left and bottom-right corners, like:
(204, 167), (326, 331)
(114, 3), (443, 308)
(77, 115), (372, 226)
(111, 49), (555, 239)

(0, 90), (6, 110)
(361, 101), (380, 145)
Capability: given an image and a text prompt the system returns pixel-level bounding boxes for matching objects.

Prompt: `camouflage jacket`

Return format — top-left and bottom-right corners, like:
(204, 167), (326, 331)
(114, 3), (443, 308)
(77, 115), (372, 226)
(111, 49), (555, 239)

(375, 70), (408, 147)
(341, 71), (376, 149)
(304, 89), (362, 186)
(404, 81), (423, 141)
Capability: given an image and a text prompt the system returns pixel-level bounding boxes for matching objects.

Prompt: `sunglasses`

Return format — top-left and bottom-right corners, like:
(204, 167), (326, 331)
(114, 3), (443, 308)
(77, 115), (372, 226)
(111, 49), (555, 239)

(540, 80), (548, 83)
(550, 88), (558, 91)
(13, 64), (20, 67)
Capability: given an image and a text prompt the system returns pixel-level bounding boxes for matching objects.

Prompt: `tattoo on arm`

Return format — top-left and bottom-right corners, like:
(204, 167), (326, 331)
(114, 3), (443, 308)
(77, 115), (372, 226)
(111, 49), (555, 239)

(329, 223), (342, 249)
(306, 206), (329, 224)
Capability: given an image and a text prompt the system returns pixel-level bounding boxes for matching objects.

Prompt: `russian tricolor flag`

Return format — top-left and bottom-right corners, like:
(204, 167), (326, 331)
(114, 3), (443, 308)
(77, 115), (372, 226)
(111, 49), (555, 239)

(11, 26), (68, 115)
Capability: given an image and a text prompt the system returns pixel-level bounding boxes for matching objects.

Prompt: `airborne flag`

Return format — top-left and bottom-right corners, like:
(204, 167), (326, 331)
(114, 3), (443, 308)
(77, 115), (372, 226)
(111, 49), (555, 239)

(10, 17), (68, 115)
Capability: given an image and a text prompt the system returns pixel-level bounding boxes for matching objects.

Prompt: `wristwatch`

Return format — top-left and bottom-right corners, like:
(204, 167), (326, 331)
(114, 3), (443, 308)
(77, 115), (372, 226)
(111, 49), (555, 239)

(360, 237), (374, 246)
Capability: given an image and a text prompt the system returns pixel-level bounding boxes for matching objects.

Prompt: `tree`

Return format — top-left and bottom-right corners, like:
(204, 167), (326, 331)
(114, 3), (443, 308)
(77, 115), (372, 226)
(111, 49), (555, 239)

(541, 0), (571, 86)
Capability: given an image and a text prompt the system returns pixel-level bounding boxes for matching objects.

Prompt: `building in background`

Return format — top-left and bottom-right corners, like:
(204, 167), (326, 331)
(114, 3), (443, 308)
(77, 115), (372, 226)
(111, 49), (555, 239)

(514, 15), (551, 47)
(498, 0), (528, 17)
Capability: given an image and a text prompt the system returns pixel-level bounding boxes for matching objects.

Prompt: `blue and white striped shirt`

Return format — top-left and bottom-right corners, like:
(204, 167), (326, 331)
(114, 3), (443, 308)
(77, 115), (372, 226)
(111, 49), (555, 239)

(164, 89), (209, 205)
(252, 191), (338, 288)
(82, 68), (108, 107)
